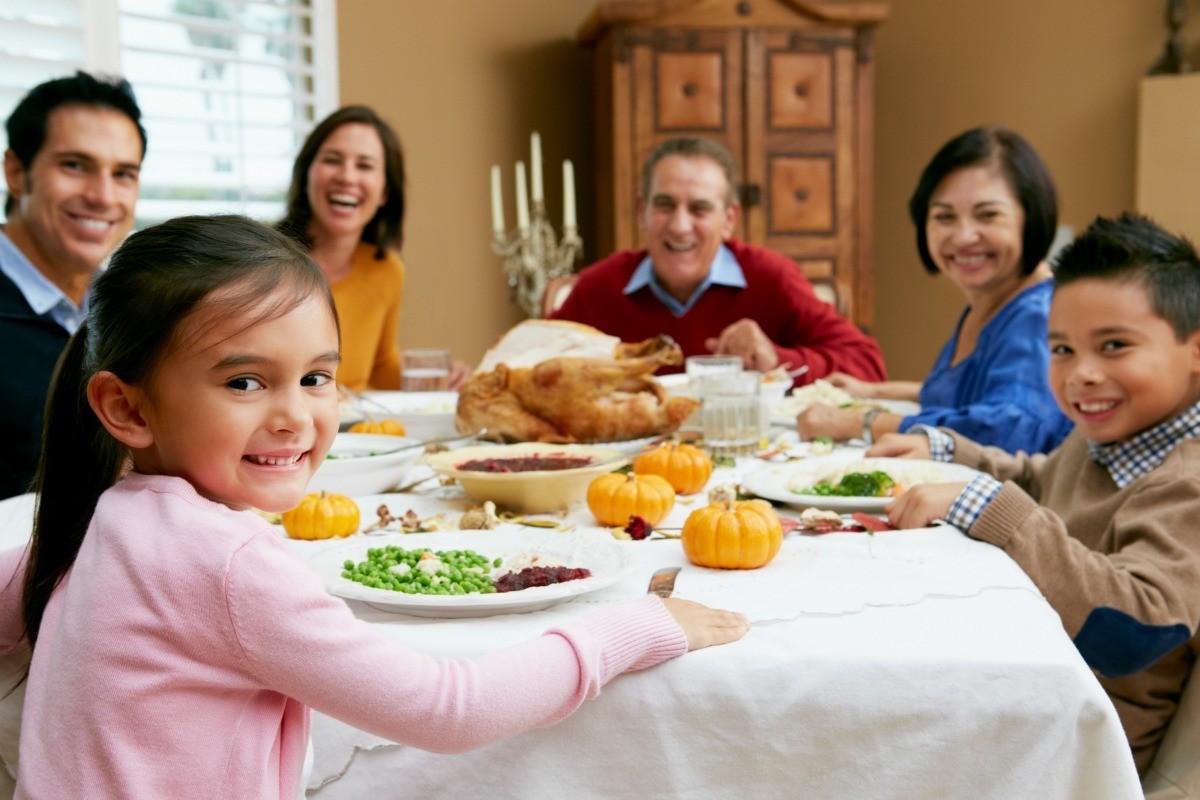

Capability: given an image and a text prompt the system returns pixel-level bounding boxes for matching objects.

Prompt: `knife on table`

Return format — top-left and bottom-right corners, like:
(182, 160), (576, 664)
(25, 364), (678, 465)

(647, 567), (680, 598)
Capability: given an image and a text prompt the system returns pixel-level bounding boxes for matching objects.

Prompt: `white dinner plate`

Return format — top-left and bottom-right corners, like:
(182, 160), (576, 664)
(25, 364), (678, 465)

(309, 528), (636, 617)
(742, 456), (981, 512)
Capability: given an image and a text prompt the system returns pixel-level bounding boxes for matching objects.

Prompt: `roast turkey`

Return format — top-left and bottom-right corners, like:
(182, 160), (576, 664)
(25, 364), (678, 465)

(456, 321), (699, 443)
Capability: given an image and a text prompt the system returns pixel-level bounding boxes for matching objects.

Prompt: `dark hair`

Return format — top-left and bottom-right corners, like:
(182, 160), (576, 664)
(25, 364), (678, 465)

(23, 215), (336, 646)
(1052, 213), (1200, 341)
(641, 137), (739, 207)
(277, 105), (406, 258)
(908, 127), (1057, 276)
(4, 71), (146, 215)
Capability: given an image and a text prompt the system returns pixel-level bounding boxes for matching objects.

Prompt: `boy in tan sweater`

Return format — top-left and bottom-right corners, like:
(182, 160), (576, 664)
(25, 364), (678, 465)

(874, 213), (1200, 775)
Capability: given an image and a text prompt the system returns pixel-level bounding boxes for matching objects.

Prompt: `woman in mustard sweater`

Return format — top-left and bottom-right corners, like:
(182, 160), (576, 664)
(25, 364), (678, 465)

(278, 106), (467, 391)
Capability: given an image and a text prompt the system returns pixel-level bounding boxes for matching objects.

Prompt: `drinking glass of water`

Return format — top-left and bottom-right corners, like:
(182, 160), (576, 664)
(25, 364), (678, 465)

(402, 349), (451, 392)
(697, 371), (762, 457)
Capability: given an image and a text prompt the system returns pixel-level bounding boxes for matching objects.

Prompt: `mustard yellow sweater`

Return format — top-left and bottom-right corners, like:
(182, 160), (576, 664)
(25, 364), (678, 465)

(330, 243), (405, 391)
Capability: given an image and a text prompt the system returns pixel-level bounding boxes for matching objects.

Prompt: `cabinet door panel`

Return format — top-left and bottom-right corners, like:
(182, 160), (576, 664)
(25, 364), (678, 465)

(769, 154), (833, 234)
(656, 51), (724, 129)
(769, 51), (833, 130)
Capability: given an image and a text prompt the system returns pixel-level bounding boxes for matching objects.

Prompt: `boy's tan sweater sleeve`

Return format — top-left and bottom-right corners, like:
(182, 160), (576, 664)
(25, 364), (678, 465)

(948, 433), (1050, 492)
(948, 432), (1200, 679)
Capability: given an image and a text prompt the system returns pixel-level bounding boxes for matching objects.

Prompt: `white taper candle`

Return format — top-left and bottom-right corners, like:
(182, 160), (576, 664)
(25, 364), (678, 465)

(563, 159), (576, 230)
(490, 165), (505, 237)
(530, 132), (544, 204)
(515, 160), (530, 233)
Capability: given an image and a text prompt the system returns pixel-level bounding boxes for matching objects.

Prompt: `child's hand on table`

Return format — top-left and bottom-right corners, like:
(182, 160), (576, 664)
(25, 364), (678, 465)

(868, 433), (931, 459)
(661, 598), (750, 651)
(885, 482), (967, 530)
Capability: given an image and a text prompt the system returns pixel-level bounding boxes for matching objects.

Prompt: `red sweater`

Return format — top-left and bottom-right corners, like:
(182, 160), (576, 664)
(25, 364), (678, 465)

(550, 240), (886, 383)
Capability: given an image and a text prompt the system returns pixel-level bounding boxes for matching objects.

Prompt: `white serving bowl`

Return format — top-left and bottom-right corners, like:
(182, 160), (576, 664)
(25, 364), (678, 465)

(424, 442), (626, 514)
(354, 391), (458, 440)
(308, 433), (423, 495)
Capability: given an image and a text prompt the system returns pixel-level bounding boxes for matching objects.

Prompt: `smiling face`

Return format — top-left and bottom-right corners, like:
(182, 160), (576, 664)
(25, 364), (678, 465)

(639, 154), (739, 303)
(130, 289), (341, 512)
(3, 104), (141, 294)
(925, 164), (1026, 302)
(1048, 277), (1200, 444)
(305, 122), (387, 244)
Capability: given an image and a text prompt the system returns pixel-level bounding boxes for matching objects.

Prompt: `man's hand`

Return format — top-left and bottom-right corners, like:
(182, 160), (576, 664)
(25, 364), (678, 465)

(885, 483), (966, 530)
(704, 318), (779, 371)
(448, 359), (472, 391)
(795, 403), (862, 442)
(868, 433), (931, 459)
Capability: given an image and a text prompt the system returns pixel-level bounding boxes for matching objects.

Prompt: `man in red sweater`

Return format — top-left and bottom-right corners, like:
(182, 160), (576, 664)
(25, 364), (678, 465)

(550, 137), (886, 382)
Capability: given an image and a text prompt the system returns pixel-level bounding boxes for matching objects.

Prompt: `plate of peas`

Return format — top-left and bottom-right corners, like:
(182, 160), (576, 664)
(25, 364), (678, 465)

(308, 528), (638, 617)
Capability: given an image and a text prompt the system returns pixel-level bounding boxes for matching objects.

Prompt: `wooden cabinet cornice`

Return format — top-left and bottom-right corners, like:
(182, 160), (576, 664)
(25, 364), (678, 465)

(578, 0), (890, 328)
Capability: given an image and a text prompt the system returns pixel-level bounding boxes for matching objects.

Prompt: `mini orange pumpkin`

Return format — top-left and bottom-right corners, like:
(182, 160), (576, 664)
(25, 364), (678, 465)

(349, 419), (407, 436)
(586, 472), (675, 527)
(632, 443), (713, 495)
(281, 492), (361, 540)
(681, 498), (783, 569)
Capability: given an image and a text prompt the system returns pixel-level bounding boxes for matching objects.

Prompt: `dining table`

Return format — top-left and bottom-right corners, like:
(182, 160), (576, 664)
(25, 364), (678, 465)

(0, 435), (1144, 799)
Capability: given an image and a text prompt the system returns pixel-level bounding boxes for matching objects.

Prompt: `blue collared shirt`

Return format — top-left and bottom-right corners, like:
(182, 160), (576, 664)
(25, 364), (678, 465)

(0, 230), (87, 333)
(623, 243), (746, 317)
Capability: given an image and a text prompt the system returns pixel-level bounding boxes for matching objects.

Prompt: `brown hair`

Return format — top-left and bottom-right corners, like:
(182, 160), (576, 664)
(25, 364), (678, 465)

(277, 105), (406, 258)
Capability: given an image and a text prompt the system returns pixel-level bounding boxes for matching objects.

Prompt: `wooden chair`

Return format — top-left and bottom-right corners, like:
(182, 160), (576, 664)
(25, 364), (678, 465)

(1143, 653), (1200, 798)
(540, 274), (579, 318)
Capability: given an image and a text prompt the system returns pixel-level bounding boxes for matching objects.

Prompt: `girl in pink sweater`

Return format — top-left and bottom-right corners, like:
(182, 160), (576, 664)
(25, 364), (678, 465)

(0, 215), (748, 799)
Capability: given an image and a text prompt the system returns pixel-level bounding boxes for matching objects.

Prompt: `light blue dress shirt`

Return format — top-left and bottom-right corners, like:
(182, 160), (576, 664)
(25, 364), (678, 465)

(0, 230), (87, 333)
(622, 243), (746, 317)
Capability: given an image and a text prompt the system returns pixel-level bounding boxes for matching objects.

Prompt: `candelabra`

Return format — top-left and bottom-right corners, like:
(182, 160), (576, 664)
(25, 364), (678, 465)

(490, 133), (582, 318)
(492, 205), (582, 318)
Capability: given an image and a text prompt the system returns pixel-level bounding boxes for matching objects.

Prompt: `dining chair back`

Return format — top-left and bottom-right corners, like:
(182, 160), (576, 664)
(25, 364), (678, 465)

(541, 274), (578, 318)
(1143, 649), (1200, 798)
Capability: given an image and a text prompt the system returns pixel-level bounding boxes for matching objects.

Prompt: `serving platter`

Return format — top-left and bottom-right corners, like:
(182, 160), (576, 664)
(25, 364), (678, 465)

(742, 456), (981, 512)
(308, 529), (636, 617)
(769, 398), (921, 429)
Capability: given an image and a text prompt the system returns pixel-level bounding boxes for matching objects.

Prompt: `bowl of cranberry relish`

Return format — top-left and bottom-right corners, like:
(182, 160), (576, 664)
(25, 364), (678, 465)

(424, 442), (627, 514)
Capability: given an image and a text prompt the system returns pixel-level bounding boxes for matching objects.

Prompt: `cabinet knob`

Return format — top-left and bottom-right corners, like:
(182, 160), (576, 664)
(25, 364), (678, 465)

(794, 188), (809, 203)
(682, 82), (697, 97)
(794, 82), (809, 97)
(736, 1), (752, 15)
(741, 183), (761, 207)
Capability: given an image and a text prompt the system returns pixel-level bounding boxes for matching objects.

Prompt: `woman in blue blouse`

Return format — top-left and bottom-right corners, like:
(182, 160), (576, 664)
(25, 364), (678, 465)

(796, 127), (1073, 454)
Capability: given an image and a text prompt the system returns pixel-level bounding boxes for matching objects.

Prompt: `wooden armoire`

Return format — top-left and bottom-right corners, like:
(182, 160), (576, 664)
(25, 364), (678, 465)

(577, 0), (890, 329)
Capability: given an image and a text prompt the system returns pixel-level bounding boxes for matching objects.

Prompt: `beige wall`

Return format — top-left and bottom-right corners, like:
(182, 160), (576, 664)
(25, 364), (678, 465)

(338, 0), (1178, 375)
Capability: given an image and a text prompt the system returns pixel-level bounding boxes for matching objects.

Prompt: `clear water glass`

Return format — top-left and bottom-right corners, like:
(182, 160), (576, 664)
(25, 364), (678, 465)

(685, 355), (743, 382)
(402, 349), (451, 392)
(698, 371), (762, 457)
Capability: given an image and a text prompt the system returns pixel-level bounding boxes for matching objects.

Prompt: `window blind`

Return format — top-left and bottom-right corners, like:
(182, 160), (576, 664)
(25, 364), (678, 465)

(0, 0), (337, 226)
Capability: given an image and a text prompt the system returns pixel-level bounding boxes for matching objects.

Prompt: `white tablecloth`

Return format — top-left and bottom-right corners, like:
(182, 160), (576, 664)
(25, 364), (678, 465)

(0, 453), (1144, 799)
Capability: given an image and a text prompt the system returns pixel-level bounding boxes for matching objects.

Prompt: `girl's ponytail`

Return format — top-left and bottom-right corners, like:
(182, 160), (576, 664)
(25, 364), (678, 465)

(24, 321), (125, 645)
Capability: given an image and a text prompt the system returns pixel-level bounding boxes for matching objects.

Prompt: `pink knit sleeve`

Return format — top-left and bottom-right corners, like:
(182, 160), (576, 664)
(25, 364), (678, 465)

(223, 536), (686, 754)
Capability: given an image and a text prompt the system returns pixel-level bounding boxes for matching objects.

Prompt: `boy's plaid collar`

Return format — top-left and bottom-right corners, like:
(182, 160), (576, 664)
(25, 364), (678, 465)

(1087, 400), (1200, 488)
